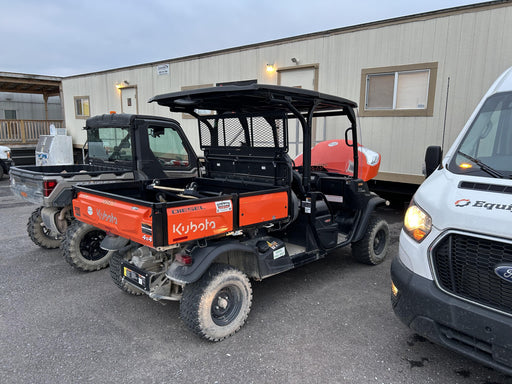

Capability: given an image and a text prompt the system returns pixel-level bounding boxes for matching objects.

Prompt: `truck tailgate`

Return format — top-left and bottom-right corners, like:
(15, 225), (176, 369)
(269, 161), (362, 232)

(73, 191), (156, 248)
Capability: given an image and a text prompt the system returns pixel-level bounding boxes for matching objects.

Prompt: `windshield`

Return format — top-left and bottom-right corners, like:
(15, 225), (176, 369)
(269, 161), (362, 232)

(448, 92), (512, 178)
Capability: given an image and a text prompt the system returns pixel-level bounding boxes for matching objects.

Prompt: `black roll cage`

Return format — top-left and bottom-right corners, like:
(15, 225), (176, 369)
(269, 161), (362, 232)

(150, 84), (359, 193)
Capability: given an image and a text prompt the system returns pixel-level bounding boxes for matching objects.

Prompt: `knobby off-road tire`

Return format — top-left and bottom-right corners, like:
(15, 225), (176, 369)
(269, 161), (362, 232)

(27, 207), (61, 249)
(109, 250), (144, 296)
(352, 215), (390, 265)
(180, 263), (252, 342)
(61, 220), (112, 272)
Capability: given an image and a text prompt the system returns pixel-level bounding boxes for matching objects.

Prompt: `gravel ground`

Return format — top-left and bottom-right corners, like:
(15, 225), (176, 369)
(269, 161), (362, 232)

(1, 177), (511, 384)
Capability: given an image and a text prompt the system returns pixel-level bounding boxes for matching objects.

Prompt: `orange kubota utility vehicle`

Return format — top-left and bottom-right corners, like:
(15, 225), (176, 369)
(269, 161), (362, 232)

(72, 85), (390, 341)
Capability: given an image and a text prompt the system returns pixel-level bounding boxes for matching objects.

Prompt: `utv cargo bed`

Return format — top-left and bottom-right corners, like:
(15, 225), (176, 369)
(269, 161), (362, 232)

(73, 178), (291, 249)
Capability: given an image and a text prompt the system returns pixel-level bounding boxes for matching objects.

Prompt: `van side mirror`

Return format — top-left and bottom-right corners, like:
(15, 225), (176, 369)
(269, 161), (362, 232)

(424, 146), (443, 177)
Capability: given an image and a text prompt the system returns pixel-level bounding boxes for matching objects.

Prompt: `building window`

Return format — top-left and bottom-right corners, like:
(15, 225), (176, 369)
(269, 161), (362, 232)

(74, 96), (90, 119)
(360, 62), (437, 117)
(4, 110), (16, 119)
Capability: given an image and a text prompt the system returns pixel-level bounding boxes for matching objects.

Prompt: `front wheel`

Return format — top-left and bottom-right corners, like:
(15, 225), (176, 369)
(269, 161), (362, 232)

(352, 215), (390, 265)
(180, 263), (252, 341)
(61, 220), (112, 272)
(27, 207), (61, 249)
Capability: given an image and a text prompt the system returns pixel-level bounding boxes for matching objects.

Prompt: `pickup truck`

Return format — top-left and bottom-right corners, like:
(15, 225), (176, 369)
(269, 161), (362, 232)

(10, 113), (197, 271)
(72, 85), (390, 340)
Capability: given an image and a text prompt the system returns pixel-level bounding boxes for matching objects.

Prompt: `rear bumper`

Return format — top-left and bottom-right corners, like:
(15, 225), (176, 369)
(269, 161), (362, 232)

(391, 256), (512, 376)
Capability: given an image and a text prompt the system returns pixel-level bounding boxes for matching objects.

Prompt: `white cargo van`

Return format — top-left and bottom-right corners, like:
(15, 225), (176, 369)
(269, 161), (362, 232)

(391, 66), (512, 375)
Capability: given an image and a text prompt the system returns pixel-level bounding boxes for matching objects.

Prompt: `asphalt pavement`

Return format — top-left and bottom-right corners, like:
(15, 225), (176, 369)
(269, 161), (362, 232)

(1, 176), (511, 384)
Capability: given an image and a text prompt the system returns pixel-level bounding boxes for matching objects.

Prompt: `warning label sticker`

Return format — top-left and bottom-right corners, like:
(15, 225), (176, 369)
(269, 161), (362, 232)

(216, 200), (232, 213)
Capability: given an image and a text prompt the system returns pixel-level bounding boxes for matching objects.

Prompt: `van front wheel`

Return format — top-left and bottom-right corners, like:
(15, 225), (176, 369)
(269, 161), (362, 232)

(352, 216), (389, 265)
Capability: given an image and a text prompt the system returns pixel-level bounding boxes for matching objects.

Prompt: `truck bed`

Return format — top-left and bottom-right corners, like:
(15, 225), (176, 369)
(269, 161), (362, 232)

(10, 163), (134, 206)
(72, 178), (291, 249)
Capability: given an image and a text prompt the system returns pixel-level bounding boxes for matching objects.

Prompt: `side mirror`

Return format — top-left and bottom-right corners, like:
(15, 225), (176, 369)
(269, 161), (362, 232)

(424, 146), (443, 177)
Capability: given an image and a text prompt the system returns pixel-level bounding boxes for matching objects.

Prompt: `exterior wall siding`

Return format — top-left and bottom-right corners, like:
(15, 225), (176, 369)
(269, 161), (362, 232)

(61, 2), (512, 184)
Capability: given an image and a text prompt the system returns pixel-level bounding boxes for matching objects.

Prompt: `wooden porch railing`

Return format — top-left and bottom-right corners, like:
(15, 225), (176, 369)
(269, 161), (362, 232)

(0, 120), (64, 145)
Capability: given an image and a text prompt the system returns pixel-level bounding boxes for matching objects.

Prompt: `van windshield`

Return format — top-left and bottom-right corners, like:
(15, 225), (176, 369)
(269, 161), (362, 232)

(448, 92), (512, 178)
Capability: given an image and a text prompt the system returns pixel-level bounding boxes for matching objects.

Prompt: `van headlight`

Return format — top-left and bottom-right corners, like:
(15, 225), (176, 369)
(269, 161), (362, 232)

(403, 203), (432, 243)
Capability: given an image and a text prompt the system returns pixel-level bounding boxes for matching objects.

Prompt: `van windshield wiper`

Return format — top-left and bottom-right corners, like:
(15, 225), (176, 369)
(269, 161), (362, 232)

(457, 151), (505, 178)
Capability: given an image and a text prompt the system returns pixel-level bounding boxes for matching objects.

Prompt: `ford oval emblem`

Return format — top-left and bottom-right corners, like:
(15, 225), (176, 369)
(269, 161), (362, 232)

(494, 265), (512, 283)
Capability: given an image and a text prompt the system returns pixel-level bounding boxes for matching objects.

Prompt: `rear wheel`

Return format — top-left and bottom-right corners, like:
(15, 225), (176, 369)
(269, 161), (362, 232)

(109, 251), (144, 295)
(180, 263), (252, 341)
(61, 220), (112, 271)
(27, 207), (61, 249)
(352, 215), (389, 265)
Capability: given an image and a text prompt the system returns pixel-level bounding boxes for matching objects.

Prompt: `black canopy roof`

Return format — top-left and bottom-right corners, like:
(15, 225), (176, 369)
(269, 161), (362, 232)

(149, 84), (357, 114)
(150, 84), (360, 184)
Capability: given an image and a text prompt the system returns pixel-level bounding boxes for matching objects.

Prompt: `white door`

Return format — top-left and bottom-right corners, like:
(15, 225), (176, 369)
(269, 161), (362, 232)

(278, 66), (318, 158)
(121, 87), (138, 114)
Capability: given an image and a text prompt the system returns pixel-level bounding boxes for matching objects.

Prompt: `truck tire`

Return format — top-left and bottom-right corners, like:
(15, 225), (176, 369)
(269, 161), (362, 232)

(61, 220), (112, 272)
(0, 165), (4, 179)
(109, 251), (144, 295)
(352, 215), (389, 265)
(180, 263), (252, 341)
(27, 207), (61, 249)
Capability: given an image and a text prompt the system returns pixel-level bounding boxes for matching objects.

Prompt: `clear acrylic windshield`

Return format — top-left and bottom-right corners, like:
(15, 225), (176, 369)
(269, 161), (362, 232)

(448, 92), (512, 179)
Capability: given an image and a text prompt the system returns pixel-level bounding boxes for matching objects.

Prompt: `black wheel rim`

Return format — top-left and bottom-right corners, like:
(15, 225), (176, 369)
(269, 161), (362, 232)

(79, 230), (108, 261)
(211, 285), (243, 326)
(373, 229), (386, 255)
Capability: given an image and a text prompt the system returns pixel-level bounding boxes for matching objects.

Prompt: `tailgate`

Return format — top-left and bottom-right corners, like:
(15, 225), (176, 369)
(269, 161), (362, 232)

(73, 191), (156, 247)
(9, 167), (45, 204)
(73, 186), (291, 249)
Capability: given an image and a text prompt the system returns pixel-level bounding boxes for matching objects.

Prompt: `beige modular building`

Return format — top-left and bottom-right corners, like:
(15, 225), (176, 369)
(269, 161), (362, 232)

(61, 0), (512, 189)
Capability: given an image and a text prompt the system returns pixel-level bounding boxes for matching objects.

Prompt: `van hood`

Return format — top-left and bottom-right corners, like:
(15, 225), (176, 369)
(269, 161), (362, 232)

(415, 169), (512, 239)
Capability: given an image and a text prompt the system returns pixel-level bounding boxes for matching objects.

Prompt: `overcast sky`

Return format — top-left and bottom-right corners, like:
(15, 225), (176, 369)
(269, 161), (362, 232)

(1, 0), (486, 77)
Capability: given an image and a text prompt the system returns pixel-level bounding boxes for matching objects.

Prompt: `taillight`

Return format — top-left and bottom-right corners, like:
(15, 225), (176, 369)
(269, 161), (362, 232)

(43, 179), (57, 197)
(175, 252), (193, 265)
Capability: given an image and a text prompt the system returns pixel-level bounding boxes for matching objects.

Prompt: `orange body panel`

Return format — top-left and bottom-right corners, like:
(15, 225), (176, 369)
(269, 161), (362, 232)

(73, 192), (154, 247)
(239, 191), (289, 227)
(295, 140), (381, 181)
(73, 190), (290, 248)
(167, 199), (234, 245)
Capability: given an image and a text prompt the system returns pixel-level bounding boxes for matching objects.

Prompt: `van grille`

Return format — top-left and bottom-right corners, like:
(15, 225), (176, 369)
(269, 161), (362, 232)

(431, 233), (512, 315)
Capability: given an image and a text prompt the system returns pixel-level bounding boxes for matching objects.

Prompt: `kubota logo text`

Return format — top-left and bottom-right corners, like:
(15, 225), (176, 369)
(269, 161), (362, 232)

(172, 219), (216, 235)
(97, 209), (118, 224)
